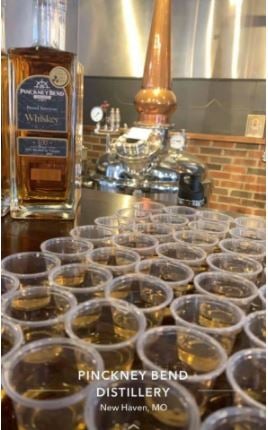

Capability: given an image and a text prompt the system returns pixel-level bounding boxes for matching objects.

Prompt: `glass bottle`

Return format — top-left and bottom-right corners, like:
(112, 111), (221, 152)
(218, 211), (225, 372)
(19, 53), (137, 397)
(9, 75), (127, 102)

(8, 0), (81, 219)
(1, 0), (10, 217)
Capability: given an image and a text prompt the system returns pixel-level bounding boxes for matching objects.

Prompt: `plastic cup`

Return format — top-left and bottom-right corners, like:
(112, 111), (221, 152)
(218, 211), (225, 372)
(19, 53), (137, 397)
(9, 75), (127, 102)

(112, 233), (159, 258)
(70, 225), (113, 248)
(116, 207), (150, 226)
(137, 325), (227, 412)
(156, 242), (207, 273)
(174, 230), (219, 252)
(105, 273), (173, 327)
(165, 205), (197, 221)
(200, 406), (266, 430)
(197, 210), (233, 226)
(226, 348), (265, 411)
(259, 284), (266, 308)
(2, 337), (104, 430)
(94, 215), (131, 234)
(127, 222), (174, 244)
(65, 298), (146, 371)
(86, 247), (140, 277)
(1, 272), (20, 300)
(85, 371), (200, 430)
(170, 294), (245, 355)
(219, 238), (265, 262)
(194, 272), (259, 311)
(229, 227), (266, 243)
(40, 237), (93, 264)
(1, 318), (24, 366)
(1, 252), (60, 287)
(2, 286), (77, 343)
(234, 216), (266, 230)
(244, 311), (266, 348)
(134, 200), (167, 215)
(150, 214), (189, 231)
(135, 258), (194, 297)
(49, 263), (113, 303)
(206, 252), (263, 282)
(189, 220), (229, 239)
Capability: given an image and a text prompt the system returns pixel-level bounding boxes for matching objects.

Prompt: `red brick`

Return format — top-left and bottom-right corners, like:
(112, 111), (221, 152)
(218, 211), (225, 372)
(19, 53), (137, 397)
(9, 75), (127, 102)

(255, 176), (266, 185)
(230, 174), (256, 183)
(188, 140), (213, 147)
(218, 196), (242, 204)
(208, 202), (230, 211)
(254, 193), (266, 201)
(209, 172), (231, 180)
(242, 199), (265, 209)
(220, 180), (242, 189)
(211, 142), (235, 149)
(232, 158), (257, 167)
(223, 165), (247, 174)
(222, 149), (248, 157)
(250, 151), (265, 159)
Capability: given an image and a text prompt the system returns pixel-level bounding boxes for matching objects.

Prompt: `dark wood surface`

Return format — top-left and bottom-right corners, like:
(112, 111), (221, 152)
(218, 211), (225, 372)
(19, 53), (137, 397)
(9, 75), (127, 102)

(1, 189), (135, 258)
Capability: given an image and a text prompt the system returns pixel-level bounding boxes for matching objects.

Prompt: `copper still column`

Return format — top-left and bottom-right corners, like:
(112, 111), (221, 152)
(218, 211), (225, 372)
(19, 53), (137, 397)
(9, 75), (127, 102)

(134, 0), (177, 126)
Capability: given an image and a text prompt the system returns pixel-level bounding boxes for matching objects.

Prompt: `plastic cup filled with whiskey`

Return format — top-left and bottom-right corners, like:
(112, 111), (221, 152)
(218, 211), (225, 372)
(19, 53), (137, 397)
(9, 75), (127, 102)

(127, 222), (174, 244)
(134, 200), (167, 215)
(1, 272), (20, 300)
(170, 294), (245, 355)
(226, 348), (266, 411)
(105, 273), (173, 327)
(86, 247), (140, 277)
(244, 311), (266, 348)
(174, 230), (219, 253)
(85, 372), (200, 430)
(135, 258), (194, 297)
(49, 263), (113, 303)
(259, 284), (266, 308)
(234, 215), (266, 230)
(197, 210), (233, 227)
(2, 286), (77, 343)
(116, 207), (150, 226)
(194, 272), (259, 311)
(2, 318), (24, 366)
(137, 325), (227, 413)
(229, 227), (266, 243)
(200, 406), (266, 430)
(150, 214), (189, 231)
(70, 225), (113, 248)
(189, 220), (229, 240)
(1, 252), (60, 287)
(219, 238), (265, 263)
(156, 242), (207, 273)
(2, 337), (104, 430)
(112, 233), (159, 258)
(40, 237), (93, 264)
(165, 205), (197, 221)
(206, 252), (263, 282)
(65, 298), (146, 371)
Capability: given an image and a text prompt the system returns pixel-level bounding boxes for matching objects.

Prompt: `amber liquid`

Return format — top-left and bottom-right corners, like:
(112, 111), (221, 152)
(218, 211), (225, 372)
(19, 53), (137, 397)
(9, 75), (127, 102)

(1, 51), (10, 212)
(1, 390), (18, 430)
(8, 46), (76, 204)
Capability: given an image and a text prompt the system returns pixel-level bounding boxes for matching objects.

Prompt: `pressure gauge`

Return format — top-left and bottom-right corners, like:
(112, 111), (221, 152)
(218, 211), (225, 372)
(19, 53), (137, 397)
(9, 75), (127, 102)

(90, 106), (104, 123)
(170, 132), (186, 150)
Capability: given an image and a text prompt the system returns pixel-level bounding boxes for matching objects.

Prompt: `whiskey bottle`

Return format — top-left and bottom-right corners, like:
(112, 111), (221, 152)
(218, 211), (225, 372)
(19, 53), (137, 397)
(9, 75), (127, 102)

(8, 0), (81, 219)
(1, 0), (10, 216)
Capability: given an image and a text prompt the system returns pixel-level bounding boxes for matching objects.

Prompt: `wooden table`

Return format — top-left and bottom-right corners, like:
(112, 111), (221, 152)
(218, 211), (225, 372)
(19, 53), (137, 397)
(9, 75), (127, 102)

(1, 189), (135, 257)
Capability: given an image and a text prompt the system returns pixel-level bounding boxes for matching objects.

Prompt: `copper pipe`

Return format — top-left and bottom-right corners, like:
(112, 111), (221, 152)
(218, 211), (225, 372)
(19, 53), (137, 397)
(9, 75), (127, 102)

(134, 0), (177, 125)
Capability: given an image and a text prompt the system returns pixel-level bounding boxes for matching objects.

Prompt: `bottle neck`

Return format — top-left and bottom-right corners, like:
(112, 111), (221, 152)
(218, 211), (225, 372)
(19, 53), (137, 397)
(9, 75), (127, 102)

(1, 3), (6, 53)
(32, 0), (67, 50)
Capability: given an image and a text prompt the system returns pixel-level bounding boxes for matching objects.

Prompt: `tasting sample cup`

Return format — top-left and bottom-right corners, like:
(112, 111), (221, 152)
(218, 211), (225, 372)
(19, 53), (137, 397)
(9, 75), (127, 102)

(40, 237), (93, 264)
(165, 205), (197, 221)
(116, 207), (150, 226)
(105, 273), (173, 327)
(137, 325), (227, 412)
(226, 348), (266, 411)
(197, 210), (233, 226)
(189, 220), (229, 239)
(2, 337), (104, 430)
(244, 311), (266, 348)
(112, 233), (159, 258)
(65, 298), (147, 371)
(206, 252), (263, 282)
(219, 238), (265, 262)
(156, 242), (207, 273)
(194, 272), (259, 311)
(234, 215), (266, 230)
(170, 294), (245, 355)
(86, 247), (140, 277)
(259, 284), (266, 308)
(70, 225), (113, 248)
(49, 263), (113, 303)
(1, 318), (24, 366)
(135, 258), (194, 297)
(94, 215), (122, 234)
(134, 200), (167, 215)
(174, 230), (219, 252)
(1, 272), (20, 300)
(229, 227), (266, 243)
(150, 213), (189, 231)
(200, 406), (266, 430)
(2, 287), (77, 343)
(85, 371), (200, 430)
(1, 252), (61, 287)
(127, 222), (174, 244)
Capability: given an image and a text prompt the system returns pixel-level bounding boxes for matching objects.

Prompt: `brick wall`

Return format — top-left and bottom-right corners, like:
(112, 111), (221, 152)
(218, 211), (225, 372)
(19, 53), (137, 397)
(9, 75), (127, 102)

(83, 128), (266, 216)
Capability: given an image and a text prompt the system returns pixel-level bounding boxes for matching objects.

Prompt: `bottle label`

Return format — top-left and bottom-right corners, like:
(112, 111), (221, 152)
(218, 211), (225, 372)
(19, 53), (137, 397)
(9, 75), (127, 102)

(16, 74), (68, 132)
(17, 137), (67, 158)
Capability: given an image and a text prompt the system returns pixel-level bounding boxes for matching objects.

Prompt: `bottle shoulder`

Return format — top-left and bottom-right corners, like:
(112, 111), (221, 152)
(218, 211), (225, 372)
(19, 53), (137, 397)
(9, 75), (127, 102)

(8, 46), (76, 60)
